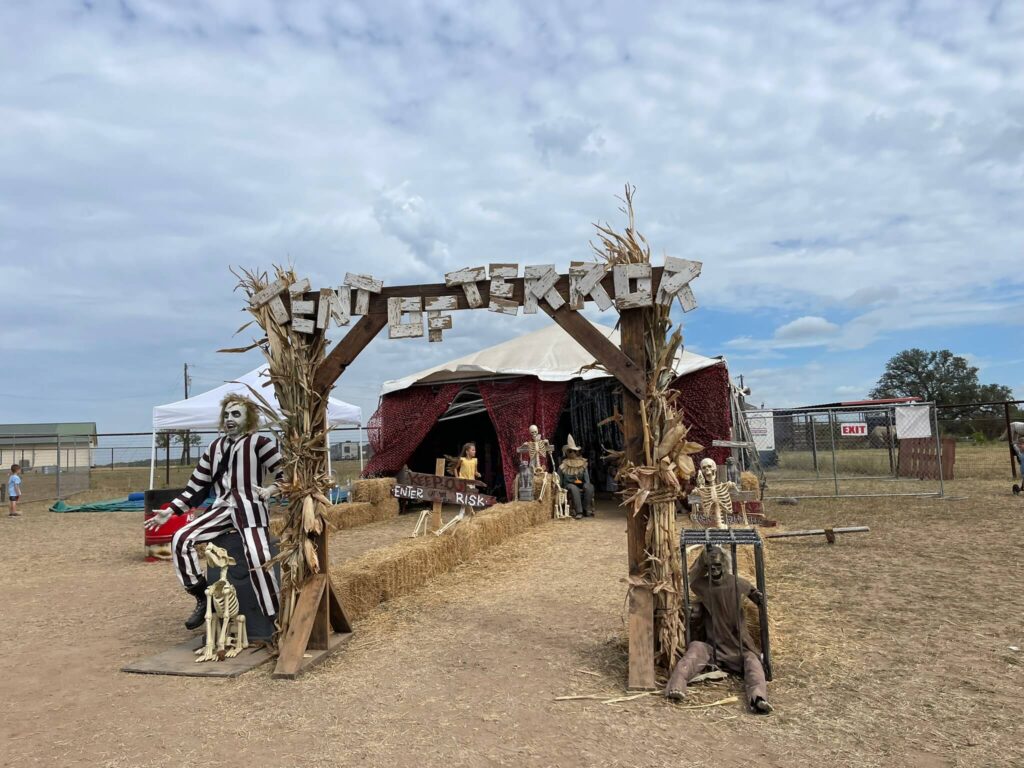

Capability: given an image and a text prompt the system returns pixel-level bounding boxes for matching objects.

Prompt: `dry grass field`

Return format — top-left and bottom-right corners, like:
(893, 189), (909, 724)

(2, 474), (1022, 767)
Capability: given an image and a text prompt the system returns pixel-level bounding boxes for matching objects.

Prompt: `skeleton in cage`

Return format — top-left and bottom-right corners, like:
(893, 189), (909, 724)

(195, 543), (249, 663)
(693, 458), (739, 529)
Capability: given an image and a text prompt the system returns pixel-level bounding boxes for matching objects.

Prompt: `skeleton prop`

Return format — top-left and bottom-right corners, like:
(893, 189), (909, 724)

(694, 458), (739, 529)
(195, 543), (249, 663)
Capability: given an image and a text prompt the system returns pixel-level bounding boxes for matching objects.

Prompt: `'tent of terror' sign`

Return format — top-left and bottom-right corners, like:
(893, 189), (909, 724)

(391, 471), (497, 509)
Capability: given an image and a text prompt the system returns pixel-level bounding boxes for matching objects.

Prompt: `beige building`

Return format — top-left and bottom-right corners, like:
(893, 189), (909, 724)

(0, 422), (97, 472)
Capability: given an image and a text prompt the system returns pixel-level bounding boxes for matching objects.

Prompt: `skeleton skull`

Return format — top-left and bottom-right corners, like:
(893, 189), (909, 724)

(700, 457), (718, 483)
(529, 424), (540, 440)
(222, 400), (249, 438)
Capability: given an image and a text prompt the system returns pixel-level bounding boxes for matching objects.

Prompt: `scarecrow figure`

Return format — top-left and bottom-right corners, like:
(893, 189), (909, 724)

(666, 546), (772, 714)
(144, 395), (283, 630)
(558, 434), (595, 519)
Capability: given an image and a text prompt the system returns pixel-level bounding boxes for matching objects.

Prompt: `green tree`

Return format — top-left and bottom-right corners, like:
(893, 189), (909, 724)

(871, 349), (1016, 436)
(870, 349), (982, 403)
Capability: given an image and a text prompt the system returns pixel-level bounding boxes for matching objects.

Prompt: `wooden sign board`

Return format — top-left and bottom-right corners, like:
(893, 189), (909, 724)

(392, 471), (496, 509)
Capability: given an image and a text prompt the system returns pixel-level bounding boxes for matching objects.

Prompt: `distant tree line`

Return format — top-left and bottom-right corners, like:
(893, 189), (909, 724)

(871, 348), (1020, 438)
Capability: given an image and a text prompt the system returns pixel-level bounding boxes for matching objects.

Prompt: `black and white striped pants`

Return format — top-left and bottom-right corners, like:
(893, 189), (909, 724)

(171, 505), (280, 617)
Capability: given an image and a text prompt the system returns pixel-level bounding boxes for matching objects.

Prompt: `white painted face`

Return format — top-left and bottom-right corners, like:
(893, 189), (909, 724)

(529, 425), (540, 440)
(700, 458), (717, 482)
(222, 401), (249, 438)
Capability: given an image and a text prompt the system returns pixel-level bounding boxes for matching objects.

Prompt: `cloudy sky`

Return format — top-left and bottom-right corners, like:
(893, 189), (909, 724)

(1, 0), (1022, 434)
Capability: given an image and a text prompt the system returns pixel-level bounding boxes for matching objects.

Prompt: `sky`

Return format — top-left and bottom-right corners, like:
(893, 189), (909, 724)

(1, 0), (1022, 435)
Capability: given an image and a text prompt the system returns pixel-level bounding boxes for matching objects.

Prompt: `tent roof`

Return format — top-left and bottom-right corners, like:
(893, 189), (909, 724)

(381, 323), (725, 396)
(153, 364), (362, 431)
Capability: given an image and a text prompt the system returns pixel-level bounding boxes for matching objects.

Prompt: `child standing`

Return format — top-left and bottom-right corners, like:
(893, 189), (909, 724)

(8, 464), (22, 516)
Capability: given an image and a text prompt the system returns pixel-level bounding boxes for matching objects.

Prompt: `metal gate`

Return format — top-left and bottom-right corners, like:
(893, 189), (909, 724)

(744, 402), (945, 499)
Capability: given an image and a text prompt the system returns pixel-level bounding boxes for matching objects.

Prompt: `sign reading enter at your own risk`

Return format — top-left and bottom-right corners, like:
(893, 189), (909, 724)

(392, 471), (497, 509)
(840, 423), (868, 437)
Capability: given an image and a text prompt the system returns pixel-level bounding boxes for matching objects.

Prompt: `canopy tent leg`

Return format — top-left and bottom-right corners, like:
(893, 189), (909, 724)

(148, 430), (157, 490)
(326, 429), (332, 486)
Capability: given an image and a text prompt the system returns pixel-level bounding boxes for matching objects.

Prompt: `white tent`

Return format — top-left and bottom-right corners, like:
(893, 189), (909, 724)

(381, 323), (723, 395)
(149, 364), (362, 488)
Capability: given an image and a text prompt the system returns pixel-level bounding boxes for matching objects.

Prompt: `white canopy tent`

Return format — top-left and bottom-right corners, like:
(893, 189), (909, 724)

(149, 364), (363, 488)
(381, 323), (724, 395)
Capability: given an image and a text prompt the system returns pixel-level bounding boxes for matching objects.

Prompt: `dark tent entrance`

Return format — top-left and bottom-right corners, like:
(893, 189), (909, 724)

(367, 363), (733, 503)
(406, 386), (506, 499)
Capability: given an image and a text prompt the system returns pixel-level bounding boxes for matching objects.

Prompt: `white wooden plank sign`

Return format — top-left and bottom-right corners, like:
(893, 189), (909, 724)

(613, 263), (653, 309)
(387, 297), (424, 339)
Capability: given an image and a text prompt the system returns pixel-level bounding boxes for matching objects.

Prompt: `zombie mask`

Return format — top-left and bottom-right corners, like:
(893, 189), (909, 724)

(222, 400), (249, 438)
(706, 546), (726, 583)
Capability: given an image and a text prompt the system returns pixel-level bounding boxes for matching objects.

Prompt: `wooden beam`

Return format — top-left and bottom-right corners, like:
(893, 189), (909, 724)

(301, 268), (664, 317)
(272, 574), (327, 678)
(627, 585), (656, 690)
(540, 305), (646, 400)
(314, 314), (388, 393)
(618, 306), (655, 690)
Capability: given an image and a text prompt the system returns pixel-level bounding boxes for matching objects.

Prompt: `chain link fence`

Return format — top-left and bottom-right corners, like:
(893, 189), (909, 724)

(934, 400), (1023, 482)
(746, 403), (945, 499)
(1, 428), (370, 504)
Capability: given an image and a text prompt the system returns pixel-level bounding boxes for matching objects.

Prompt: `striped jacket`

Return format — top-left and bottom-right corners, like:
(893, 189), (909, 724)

(168, 434), (283, 527)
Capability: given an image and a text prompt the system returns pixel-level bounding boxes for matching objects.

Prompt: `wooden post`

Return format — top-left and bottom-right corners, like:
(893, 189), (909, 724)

(431, 458), (446, 532)
(619, 307), (655, 690)
(1006, 402), (1017, 480)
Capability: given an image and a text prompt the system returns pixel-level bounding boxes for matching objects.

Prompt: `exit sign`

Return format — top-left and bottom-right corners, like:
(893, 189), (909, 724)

(841, 423), (868, 437)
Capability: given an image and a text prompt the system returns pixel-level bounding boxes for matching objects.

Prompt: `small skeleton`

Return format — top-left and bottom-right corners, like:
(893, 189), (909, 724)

(195, 543), (249, 663)
(694, 458), (739, 529)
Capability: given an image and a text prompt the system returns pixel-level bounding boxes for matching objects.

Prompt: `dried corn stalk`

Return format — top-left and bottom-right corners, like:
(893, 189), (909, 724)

(593, 186), (703, 670)
(226, 265), (333, 644)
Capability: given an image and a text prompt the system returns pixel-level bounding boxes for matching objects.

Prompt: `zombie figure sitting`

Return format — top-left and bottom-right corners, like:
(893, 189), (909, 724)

(144, 395), (283, 630)
(665, 546), (773, 714)
(558, 434), (594, 518)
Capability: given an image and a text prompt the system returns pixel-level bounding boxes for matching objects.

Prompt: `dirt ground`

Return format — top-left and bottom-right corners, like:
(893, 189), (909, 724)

(2, 479), (1022, 768)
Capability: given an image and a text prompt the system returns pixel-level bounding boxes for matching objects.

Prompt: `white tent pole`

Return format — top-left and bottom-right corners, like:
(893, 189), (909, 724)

(358, 425), (364, 473)
(148, 430), (157, 489)
(326, 428), (333, 486)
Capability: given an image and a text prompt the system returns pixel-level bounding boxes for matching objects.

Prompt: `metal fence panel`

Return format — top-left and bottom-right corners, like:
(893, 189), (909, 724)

(753, 403), (944, 499)
(2, 427), (370, 503)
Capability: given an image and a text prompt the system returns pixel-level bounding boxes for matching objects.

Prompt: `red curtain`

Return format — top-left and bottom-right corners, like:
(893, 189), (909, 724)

(363, 383), (462, 478)
(478, 378), (568, 497)
(671, 362), (731, 466)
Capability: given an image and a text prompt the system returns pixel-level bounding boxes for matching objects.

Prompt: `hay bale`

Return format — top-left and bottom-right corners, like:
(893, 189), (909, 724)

(268, 495), (400, 538)
(351, 478), (395, 504)
(324, 498), (399, 530)
(739, 471), (759, 491)
(331, 500), (548, 621)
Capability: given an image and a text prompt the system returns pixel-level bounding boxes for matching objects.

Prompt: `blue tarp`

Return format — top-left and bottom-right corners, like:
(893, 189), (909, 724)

(49, 487), (347, 513)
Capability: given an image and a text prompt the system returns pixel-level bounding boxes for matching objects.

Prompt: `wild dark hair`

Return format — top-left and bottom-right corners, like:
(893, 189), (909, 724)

(10, 464), (20, 473)
(460, 442), (476, 458)
(219, 394), (261, 435)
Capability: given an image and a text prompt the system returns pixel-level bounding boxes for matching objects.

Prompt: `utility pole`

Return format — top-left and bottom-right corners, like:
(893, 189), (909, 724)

(183, 363), (193, 465)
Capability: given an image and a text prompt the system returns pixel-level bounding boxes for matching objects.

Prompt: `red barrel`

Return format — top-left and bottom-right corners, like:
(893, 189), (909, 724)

(144, 503), (195, 562)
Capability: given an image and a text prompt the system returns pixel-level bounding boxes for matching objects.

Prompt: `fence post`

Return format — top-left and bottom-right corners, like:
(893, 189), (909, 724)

(828, 409), (839, 496)
(885, 407), (896, 476)
(932, 403), (945, 498)
(165, 440), (170, 486)
(1006, 402), (1017, 480)
(56, 433), (62, 500)
(358, 426), (365, 474)
(809, 414), (819, 477)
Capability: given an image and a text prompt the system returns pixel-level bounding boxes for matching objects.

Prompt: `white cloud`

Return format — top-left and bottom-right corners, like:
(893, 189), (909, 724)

(1, 1), (1023, 428)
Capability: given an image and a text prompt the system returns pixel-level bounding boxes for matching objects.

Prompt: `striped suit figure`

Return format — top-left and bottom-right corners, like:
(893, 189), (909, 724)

(167, 433), (284, 620)
(145, 396), (285, 629)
